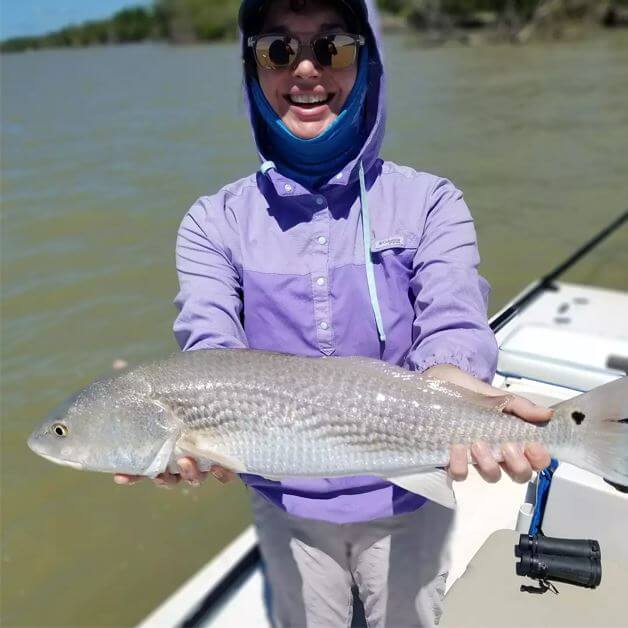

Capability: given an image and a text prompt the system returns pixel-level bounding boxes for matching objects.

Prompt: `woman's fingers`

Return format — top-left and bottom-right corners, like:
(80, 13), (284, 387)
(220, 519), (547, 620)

(210, 465), (238, 484)
(153, 469), (182, 488)
(524, 441), (552, 471)
(449, 440), (550, 484)
(502, 396), (553, 422)
(178, 457), (209, 486)
(114, 474), (142, 485)
(448, 444), (468, 481)
(470, 441), (501, 483)
(500, 442), (533, 483)
(114, 459), (236, 488)
(114, 471), (181, 488)
(498, 394), (552, 482)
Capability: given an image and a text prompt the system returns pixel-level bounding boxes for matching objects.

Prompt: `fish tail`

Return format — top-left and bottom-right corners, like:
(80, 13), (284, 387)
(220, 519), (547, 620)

(553, 376), (628, 487)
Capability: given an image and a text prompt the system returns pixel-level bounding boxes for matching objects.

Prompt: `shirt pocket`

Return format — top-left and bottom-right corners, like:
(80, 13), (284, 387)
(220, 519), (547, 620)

(370, 232), (419, 270)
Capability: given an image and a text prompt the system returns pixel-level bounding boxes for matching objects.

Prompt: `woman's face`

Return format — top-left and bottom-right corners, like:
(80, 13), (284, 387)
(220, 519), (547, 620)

(257, 0), (358, 139)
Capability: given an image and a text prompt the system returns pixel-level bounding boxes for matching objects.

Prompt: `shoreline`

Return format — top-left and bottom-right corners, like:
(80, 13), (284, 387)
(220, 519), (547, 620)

(3, 25), (627, 56)
(4, 5), (628, 54)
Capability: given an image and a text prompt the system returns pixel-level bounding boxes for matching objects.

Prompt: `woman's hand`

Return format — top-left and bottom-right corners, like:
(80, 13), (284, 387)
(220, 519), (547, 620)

(113, 457), (237, 488)
(423, 364), (552, 484)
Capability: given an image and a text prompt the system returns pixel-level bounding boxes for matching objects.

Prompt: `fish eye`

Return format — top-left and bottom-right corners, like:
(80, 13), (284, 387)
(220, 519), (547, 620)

(51, 422), (68, 437)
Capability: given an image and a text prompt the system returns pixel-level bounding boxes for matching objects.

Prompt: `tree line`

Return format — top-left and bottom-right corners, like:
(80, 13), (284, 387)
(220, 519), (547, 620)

(2, 0), (627, 53)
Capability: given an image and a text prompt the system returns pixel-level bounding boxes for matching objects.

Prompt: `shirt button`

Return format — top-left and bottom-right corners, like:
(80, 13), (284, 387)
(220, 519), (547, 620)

(336, 173), (343, 180)
(320, 321), (329, 330)
(317, 236), (327, 245)
(315, 196), (325, 206)
(316, 277), (325, 286)
(284, 183), (292, 192)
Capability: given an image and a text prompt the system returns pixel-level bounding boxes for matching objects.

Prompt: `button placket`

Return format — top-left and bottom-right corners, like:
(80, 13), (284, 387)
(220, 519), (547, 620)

(311, 208), (334, 354)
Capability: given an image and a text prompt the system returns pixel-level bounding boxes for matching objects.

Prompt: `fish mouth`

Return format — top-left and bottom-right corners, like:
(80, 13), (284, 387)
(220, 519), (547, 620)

(27, 434), (83, 469)
(39, 452), (84, 470)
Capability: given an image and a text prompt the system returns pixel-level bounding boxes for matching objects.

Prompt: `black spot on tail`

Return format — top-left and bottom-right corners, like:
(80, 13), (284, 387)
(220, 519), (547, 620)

(618, 418), (628, 424)
(571, 411), (585, 425)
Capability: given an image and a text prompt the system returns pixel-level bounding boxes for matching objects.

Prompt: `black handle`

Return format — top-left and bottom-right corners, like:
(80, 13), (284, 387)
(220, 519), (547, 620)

(516, 553), (602, 588)
(606, 354), (628, 374)
(516, 534), (600, 559)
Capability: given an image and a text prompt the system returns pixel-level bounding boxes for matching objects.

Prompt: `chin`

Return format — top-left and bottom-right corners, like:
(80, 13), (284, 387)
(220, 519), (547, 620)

(284, 115), (336, 140)
(286, 117), (336, 140)
(294, 128), (324, 139)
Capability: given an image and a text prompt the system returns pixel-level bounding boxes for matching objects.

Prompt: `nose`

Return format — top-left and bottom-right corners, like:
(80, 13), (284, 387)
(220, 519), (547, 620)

(292, 49), (321, 80)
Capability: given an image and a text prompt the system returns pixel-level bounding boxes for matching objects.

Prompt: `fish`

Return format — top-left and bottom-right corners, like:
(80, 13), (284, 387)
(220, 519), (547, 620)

(27, 349), (628, 508)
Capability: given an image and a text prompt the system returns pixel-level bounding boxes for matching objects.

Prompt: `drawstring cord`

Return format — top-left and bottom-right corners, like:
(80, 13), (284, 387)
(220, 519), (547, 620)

(260, 160), (276, 175)
(359, 162), (386, 343)
(259, 159), (386, 344)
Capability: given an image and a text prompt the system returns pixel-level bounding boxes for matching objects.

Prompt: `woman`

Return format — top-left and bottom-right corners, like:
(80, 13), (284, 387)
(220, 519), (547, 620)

(117, 0), (551, 625)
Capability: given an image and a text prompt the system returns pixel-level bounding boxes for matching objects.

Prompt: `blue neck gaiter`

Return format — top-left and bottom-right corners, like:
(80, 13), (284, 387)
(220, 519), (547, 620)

(249, 48), (369, 189)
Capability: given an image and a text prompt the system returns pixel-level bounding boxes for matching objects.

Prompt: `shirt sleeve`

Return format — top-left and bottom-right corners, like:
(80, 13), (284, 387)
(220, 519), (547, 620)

(173, 197), (248, 351)
(403, 178), (498, 382)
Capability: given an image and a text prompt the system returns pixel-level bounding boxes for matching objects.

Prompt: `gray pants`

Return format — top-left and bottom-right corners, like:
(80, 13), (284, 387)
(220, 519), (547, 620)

(251, 490), (454, 628)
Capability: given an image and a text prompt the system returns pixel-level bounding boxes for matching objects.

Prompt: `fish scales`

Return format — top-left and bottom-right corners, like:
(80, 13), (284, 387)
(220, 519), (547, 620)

(134, 350), (571, 476)
(28, 349), (628, 493)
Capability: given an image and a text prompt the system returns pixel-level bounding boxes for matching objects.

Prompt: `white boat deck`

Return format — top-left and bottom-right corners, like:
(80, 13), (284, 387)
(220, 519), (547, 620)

(495, 282), (627, 391)
(138, 280), (628, 628)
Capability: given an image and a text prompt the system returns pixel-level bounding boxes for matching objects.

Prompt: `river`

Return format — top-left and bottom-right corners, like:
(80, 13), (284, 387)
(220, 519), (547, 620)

(1, 32), (627, 626)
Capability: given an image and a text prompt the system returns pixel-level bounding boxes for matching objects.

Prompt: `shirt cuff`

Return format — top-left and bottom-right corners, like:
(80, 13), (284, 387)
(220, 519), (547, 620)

(407, 351), (487, 381)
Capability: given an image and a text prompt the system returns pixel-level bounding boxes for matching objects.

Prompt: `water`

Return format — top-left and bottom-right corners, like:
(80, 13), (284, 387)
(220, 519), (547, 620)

(1, 33), (627, 626)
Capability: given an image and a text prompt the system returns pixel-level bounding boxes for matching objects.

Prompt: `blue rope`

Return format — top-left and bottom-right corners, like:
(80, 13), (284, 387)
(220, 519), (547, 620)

(359, 162), (386, 343)
(529, 458), (559, 535)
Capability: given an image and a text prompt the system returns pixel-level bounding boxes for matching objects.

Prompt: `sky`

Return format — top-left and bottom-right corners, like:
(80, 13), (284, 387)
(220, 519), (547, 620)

(0, 0), (152, 41)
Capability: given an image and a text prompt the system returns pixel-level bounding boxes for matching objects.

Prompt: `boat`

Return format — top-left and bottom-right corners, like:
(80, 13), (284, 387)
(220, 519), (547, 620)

(138, 211), (627, 628)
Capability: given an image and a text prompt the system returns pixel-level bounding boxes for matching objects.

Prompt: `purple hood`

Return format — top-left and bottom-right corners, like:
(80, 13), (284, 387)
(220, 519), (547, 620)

(240, 0), (386, 192)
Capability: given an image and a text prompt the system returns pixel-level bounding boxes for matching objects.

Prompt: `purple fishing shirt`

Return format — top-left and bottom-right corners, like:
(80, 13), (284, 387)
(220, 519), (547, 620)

(173, 0), (497, 524)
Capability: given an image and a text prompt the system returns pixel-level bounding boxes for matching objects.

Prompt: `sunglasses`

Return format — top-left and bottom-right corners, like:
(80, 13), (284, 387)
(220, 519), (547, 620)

(247, 32), (365, 71)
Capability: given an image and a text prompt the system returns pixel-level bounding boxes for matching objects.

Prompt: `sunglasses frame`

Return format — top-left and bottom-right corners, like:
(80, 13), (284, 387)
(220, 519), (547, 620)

(247, 32), (365, 71)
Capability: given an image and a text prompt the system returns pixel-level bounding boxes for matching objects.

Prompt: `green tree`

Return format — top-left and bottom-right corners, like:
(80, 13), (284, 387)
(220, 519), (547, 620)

(111, 7), (154, 42)
(155, 0), (241, 42)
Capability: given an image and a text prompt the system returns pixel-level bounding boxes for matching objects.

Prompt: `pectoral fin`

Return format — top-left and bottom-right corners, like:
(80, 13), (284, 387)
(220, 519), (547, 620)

(386, 468), (456, 509)
(141, 434), (179, 477)
(172, 436), (247, 474)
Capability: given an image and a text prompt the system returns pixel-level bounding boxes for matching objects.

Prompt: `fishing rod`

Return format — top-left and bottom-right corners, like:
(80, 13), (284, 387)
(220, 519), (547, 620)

(491, 209), (628, 333)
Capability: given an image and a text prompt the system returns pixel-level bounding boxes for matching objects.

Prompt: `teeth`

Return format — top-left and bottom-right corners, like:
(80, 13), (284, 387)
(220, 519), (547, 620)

(289, 93), (327, 104)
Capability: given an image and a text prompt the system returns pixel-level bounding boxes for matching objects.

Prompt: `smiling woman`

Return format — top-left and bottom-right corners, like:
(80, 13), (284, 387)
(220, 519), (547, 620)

(243, 0), (372, 187)
(250, 0), (361, 138)
(115, 0), (553, 625)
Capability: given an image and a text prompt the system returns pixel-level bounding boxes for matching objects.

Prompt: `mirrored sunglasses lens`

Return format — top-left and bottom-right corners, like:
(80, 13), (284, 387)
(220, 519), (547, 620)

(256, 36), (297, 69)
(314, 35), (357, 69)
